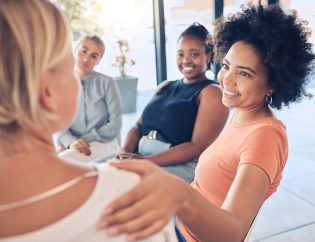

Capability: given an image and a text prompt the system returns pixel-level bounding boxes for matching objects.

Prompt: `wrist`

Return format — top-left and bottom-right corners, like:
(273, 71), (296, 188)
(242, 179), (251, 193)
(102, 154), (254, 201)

(176, 179), (193, 214)
(121, 146), (134, 153)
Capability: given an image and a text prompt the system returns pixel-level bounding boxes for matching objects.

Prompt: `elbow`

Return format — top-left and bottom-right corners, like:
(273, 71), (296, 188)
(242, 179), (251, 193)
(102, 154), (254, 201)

(201, 223), (246, 242)
(194, 209), (248, 242)
(220, 215), (249, 242)
(222, 228), (247, 242)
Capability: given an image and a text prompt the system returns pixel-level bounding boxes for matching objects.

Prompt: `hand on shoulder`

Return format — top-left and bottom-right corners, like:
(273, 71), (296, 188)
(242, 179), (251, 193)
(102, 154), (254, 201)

(99, 159), (189, 241)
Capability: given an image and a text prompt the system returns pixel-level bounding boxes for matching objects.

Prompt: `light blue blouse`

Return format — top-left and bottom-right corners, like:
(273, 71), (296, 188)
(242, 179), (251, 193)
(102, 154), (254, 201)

(56, 71), (122, 147)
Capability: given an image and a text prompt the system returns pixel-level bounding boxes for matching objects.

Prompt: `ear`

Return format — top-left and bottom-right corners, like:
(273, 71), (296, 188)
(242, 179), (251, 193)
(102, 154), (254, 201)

(267, 85), (275, 96)
(39, 71), (58, 112)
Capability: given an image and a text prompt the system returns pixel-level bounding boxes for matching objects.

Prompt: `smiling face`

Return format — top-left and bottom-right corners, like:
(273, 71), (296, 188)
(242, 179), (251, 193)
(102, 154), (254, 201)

(74, 39), (103, 78)
(176, 35), (211, 83)
(217, 41), (273, 113)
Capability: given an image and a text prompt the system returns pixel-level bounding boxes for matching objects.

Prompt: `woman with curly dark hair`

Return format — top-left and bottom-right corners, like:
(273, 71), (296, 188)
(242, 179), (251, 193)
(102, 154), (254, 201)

(213, 2), (314, 110)
(99, 2), (315, 242)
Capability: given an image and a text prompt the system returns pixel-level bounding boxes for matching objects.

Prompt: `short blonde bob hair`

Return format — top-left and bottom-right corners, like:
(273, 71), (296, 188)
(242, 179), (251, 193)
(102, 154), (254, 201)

(0, 0), (70, 133)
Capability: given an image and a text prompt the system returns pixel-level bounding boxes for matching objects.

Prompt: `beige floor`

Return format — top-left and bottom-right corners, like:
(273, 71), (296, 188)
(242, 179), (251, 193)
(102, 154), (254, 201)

(122, 88), (315, 242)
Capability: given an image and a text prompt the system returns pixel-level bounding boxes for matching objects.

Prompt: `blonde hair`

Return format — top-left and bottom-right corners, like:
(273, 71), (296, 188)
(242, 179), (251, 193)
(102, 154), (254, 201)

(0, 0), (70, 134)
(76, 35), (105, 58)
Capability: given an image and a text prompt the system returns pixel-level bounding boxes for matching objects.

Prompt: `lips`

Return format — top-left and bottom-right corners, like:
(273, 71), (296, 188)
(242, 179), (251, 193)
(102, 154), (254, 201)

(181, 65), (195, 73)
(224, 89), (239, 96)
(79, 62), (89, 68)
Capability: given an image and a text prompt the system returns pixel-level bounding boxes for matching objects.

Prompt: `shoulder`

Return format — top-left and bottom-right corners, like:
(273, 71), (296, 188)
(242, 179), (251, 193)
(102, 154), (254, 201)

(95, 163), (140, 196)
(157, 79), (173, 89)
(199, 83), (223, 101)
(202, 82), (221, 93)
(252, 118), (286, 136)
(154, 80), (174, 94)
(242, 118), (288, 147)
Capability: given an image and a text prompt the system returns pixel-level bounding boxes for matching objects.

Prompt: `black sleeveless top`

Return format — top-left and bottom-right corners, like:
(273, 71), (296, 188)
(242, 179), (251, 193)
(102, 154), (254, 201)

(142, 79), (216, 146)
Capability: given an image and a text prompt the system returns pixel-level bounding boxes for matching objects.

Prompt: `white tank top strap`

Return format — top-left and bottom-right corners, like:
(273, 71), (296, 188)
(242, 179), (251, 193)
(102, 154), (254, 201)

(0, 170), (98, 212)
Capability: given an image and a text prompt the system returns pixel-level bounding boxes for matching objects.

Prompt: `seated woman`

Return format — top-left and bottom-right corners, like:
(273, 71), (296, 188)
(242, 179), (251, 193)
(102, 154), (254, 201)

(55, 35), (122, 163)
(117, 23), (229, 182)
(100, 3), (315, 242)
(0, 1), (176, 241)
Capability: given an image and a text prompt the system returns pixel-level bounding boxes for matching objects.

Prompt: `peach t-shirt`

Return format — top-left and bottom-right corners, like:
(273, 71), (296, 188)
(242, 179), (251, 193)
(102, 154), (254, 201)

(178, 116), (288, 242)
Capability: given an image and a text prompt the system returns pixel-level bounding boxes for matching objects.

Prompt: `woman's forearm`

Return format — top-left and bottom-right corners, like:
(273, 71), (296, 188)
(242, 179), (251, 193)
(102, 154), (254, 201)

(122, 125), (142, 153)
(177, 187), (244, 242)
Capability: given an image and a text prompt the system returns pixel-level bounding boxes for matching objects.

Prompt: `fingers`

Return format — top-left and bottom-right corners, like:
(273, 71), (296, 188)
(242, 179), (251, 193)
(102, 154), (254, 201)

(101, 181), (148, 224)
(104, 202), (154, 231)
(116, 152), (140, 159)
(107, 211), (167, 241)
(116, 153), (130, 159)
(77, 143), (91, 155)
(109, 159), (158, 176)
(56, 145), (66, 153)
(121, 153), (134, 159)
(70, 139), (91, 155)
(101, 191), (173, 240)
(115, 153), (122, 159)
(79, 139), (91, 155)
(127, 219), (168, 241)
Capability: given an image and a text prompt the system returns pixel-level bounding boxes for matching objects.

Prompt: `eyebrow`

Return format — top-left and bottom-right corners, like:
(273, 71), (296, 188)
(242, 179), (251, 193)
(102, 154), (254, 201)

(224, 58), (257, 75)
(81, 46), (100, 57)
(177, 48), (201, 52)
(189, 48), (200, 51)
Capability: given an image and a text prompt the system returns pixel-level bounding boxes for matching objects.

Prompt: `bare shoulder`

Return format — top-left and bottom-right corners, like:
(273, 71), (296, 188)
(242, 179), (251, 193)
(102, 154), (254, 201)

(199, 83), (223, 100)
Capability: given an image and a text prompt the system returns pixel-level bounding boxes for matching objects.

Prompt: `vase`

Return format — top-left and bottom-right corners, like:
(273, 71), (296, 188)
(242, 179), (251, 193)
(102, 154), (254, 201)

(114, 76), (138, 113)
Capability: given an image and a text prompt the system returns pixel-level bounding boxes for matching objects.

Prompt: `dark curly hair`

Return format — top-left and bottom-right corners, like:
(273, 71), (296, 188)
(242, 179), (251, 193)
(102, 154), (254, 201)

(178, 22), (214, 70)
(213, 2), (315, 109)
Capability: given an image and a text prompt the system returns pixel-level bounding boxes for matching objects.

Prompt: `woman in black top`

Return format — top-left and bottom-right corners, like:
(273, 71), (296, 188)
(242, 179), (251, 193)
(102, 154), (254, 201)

(117, 23), (229, 182)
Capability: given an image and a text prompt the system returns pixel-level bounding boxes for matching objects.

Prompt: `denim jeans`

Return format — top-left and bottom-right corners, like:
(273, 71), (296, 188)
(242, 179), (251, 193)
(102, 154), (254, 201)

(138, 136), (197, 183)
(138, 136), (171, 156)
(162, 159), (197, 183)
(174, 216), (186, 242)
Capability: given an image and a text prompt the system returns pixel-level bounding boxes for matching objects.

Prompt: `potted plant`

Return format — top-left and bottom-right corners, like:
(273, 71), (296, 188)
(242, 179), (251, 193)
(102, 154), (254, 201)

(113, 39), (138, 113)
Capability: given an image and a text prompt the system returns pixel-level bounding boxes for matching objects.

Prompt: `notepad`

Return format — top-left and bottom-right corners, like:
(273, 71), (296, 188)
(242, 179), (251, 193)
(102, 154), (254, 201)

(58, 140), (120, 163)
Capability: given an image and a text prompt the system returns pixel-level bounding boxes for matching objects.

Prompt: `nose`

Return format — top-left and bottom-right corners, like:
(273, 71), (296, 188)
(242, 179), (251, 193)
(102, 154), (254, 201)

(221, 69), (235, 86)
(82, 54), (89, 63)
(182, 54), (192, 64)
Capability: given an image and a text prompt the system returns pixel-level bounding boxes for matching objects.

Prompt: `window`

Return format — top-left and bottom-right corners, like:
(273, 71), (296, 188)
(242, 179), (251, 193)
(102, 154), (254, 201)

(164, 0), (214, 81)
(224, 0), (268, 16)
(57, 0), (157, 92)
